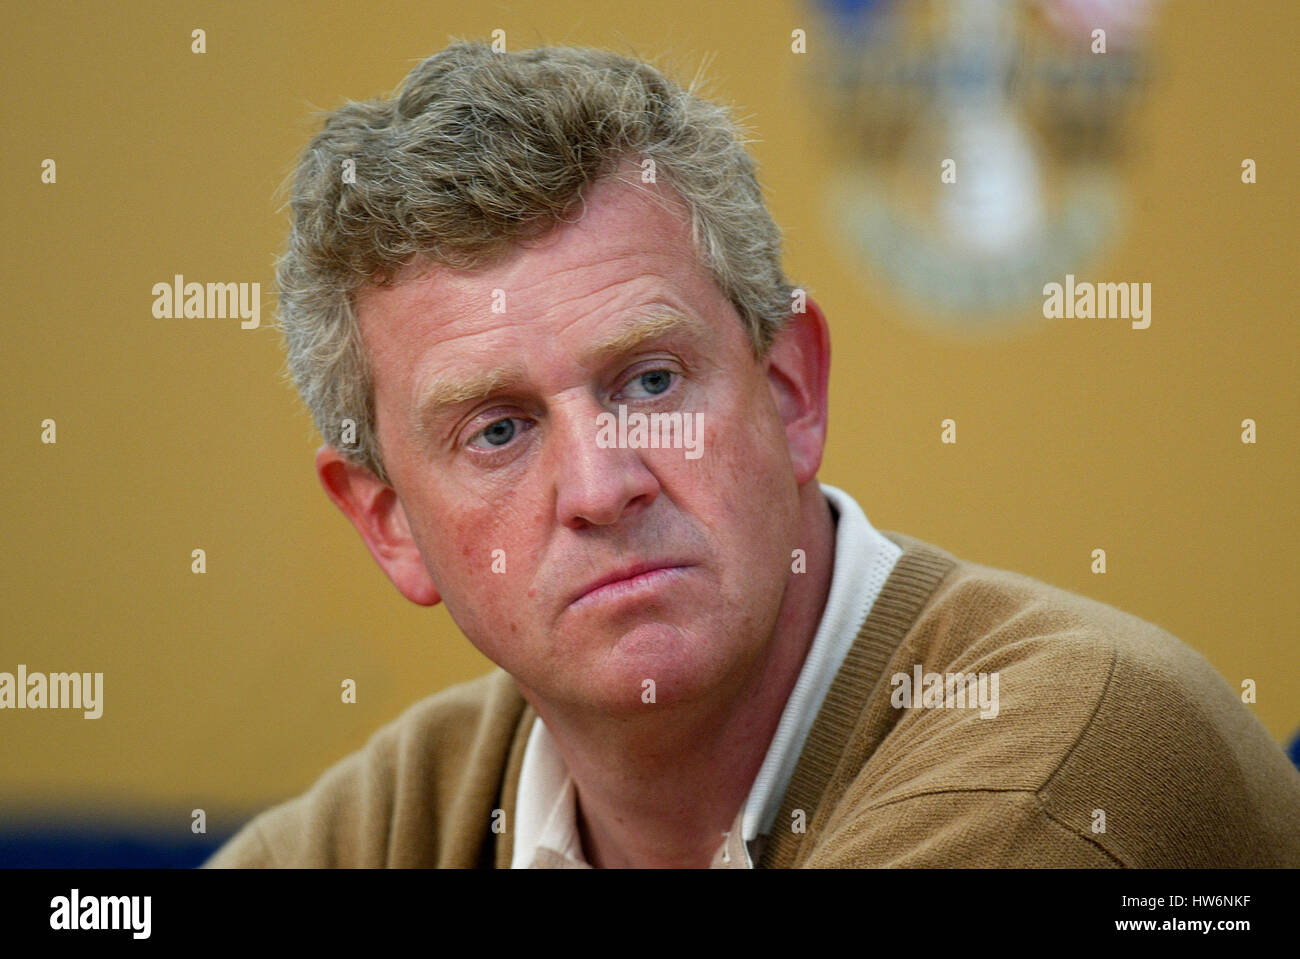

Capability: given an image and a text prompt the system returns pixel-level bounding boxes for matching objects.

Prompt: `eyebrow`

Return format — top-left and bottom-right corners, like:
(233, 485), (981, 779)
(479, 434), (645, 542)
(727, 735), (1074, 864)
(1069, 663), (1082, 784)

(583, 306), (702, 362)
(409, 305), (705, 442)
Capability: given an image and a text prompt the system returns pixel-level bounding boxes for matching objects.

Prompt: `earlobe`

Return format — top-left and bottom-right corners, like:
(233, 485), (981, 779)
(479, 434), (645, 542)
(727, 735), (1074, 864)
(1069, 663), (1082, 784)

(764, 298), (831, 487)
(314, 445), (442, 607)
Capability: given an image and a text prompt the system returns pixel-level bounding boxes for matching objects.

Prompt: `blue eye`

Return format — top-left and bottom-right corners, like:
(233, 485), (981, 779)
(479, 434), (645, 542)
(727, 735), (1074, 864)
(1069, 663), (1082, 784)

(469, 417), (518, 450)
(626, 369), (674, 398)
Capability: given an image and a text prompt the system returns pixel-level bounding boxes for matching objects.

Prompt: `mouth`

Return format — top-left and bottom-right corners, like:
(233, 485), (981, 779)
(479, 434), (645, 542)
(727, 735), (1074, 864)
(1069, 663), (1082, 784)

(568, 561), (694, 610)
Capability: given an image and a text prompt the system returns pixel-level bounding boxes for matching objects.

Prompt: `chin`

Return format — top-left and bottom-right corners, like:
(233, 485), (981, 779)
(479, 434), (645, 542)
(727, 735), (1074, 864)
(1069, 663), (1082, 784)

(575, 620), (739, 712)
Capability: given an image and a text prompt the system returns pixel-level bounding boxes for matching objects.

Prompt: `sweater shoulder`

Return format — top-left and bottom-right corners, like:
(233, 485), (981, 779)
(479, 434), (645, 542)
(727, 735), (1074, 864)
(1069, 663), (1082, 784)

(202, 669), (526, 868)
(827, 533), (1300, 866)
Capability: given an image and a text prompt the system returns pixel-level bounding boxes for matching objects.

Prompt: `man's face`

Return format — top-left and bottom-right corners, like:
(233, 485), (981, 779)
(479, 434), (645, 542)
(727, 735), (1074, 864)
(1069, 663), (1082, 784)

(354, 167), (806, 714)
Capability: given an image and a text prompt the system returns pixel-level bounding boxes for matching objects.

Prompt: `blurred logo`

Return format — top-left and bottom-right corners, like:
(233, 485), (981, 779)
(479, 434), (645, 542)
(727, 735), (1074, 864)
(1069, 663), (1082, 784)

(809, 0), (1158, 330)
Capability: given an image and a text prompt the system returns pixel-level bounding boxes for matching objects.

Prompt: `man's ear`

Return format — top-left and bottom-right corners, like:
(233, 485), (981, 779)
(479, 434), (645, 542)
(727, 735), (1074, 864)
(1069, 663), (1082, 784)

(764, 295), (831, 486)
(314, 445), (442, 606)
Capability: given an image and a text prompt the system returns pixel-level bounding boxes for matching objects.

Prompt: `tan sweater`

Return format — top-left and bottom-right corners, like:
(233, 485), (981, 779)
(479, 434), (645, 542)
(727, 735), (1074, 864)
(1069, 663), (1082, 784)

(203, 531), (1300, 868)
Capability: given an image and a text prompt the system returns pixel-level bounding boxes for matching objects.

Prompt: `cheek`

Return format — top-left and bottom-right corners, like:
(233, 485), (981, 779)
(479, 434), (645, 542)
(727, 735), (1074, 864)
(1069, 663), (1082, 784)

(723, 414), (801, 560)
(705, 393), (793, 504)
(445, 508), (507, 585)
(662, 402), (795, 584)
(431, 498), (539, 634)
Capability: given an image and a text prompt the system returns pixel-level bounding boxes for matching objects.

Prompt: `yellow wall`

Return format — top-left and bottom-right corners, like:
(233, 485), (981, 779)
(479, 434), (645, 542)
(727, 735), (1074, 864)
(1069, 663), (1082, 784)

(3, 0), (1296, 834)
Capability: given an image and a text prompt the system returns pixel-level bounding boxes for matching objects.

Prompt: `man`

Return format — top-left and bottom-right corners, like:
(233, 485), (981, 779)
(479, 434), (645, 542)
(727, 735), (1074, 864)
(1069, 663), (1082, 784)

(205, 41), (1300, 869)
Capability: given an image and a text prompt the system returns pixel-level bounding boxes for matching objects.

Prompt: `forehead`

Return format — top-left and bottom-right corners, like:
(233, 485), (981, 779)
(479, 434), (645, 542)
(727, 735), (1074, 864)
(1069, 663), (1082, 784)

(355, 170), (731, 381)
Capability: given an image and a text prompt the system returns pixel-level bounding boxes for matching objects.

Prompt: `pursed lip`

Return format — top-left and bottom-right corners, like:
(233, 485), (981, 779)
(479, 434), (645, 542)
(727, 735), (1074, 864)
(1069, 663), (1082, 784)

(567, 560), (693, 608)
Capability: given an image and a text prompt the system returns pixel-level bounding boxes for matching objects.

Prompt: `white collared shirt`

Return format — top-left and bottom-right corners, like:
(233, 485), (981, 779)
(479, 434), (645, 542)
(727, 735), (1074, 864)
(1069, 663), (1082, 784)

(510, 482), (902, 868)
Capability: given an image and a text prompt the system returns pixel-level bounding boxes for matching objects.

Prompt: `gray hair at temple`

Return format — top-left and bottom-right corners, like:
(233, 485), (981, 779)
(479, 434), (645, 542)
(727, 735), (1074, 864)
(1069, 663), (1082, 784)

(275, 40), (797, 486)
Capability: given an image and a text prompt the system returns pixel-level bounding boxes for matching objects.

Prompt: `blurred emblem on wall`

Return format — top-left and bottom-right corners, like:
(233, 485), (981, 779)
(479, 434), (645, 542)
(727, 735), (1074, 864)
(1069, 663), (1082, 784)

(809, 0), (1158, 329)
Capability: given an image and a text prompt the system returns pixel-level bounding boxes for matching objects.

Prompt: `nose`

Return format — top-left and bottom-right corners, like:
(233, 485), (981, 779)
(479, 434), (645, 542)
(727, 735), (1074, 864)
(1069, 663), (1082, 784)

(550, 398), (660, 529)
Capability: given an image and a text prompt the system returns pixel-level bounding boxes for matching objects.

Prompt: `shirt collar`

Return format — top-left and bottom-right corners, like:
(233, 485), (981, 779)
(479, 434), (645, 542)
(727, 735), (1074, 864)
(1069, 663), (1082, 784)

(741, 482), (902, 840)
(510, 482), (901, 868)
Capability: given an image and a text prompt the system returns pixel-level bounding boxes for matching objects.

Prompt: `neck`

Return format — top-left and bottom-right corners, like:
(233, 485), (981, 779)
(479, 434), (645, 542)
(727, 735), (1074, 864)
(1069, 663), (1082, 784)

(527, 483), (836, 867)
